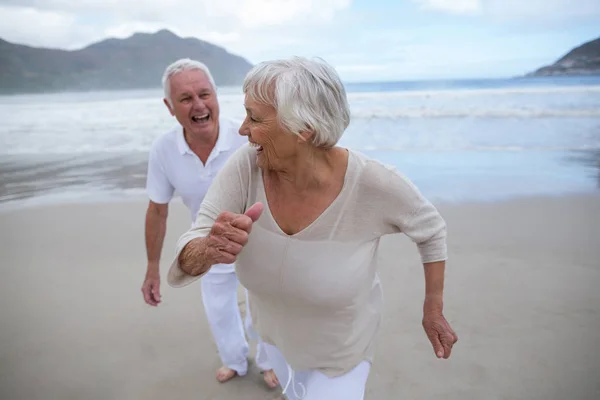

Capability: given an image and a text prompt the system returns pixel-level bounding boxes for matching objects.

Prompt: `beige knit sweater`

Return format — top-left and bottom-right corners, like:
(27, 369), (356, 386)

(168, 144), (448, 378)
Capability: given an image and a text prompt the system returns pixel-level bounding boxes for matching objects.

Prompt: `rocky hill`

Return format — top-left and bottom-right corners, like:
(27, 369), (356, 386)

(0, 29), (254, 94)
(526, 36), (600, 77)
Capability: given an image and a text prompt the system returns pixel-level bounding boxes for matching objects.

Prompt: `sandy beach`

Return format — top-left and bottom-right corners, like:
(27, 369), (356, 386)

(1, 193), (599, 400)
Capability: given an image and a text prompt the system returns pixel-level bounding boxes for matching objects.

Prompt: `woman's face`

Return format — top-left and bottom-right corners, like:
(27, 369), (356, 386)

(239, 95), (301, 170)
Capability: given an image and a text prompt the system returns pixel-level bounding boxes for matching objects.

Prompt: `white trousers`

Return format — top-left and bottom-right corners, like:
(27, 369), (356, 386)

(200, 270), (271, 375)
(262, 342), (371, 400)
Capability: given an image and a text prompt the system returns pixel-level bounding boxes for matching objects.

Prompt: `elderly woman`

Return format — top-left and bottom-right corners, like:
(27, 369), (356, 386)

(167, 56), (457, 399)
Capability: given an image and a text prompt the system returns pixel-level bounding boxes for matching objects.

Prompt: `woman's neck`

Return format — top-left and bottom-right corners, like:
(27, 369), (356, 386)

(266, 146), (346, 191)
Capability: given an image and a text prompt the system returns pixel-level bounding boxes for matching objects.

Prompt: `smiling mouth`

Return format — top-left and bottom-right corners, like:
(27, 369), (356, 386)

(249, 142), (263, 152)
(191, 114), (209, 123)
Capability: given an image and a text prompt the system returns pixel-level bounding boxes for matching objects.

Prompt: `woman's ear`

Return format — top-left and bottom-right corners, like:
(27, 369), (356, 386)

(297, 129), (315, 143)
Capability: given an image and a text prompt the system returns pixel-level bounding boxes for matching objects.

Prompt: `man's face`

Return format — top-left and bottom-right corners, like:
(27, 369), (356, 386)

(164, 69), (220, 140)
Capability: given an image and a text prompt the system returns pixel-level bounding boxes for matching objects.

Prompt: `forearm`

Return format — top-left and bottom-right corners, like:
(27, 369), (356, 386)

(423, 260), (445, 312)
(178, 237), (214, 276)
(145, 211), (167, 269)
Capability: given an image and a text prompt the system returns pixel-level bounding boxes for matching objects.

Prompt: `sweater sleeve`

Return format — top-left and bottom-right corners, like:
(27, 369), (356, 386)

(368, 161), (448, 264)
(167, 145), (254, 287)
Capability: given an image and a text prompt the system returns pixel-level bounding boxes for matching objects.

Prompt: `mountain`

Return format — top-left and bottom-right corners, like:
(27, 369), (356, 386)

(525, 36), (600, 77)
(0, 29), (254, 95)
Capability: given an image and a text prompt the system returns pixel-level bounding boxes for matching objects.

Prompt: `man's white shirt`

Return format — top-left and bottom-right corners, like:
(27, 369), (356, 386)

(146, 116), (248, 273)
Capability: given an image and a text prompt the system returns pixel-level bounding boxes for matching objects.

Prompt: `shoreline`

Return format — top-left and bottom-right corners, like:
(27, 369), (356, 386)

(1, 147), (598, 213)
(1, 186), (598, 214)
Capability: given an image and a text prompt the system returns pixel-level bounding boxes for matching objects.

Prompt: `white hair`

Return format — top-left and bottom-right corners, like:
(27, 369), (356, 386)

(162, 58), (217, 105)
(242, 56), (351, 148)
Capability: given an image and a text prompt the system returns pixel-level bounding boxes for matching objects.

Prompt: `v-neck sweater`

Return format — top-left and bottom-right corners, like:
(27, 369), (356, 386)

(167, 144), (448, 378)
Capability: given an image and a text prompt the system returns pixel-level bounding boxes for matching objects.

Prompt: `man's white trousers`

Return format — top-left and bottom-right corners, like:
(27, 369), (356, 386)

(200, 270), (271, 375)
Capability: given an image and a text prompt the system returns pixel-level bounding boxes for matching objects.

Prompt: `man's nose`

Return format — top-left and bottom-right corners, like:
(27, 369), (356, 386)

(192, 96), (205, 109)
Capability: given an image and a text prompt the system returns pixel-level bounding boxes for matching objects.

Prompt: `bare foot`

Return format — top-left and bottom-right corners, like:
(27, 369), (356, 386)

(263, 369), (279, 389)
(216, 366), (237, 383)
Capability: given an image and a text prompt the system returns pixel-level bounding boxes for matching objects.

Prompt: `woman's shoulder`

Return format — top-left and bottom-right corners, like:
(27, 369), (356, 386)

(347, 148), (420, 195)
(203, 143), (260, 213)
(222, 143), (259, 172)
(347, 149), (406, 179)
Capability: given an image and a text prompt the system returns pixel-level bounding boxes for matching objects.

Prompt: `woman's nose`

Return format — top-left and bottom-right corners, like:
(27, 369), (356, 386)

(239, 120), (249, 136)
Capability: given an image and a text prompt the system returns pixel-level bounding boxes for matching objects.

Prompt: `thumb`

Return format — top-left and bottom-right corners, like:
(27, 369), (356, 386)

(244, 202), (264, 223)
(152, 284), (161, 300)
(434, 340), (444, 358)
(427, 329), (444, 358)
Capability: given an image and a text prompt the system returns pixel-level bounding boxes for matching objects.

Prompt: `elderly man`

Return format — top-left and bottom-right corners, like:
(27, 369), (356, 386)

(140, 58), (278, 388)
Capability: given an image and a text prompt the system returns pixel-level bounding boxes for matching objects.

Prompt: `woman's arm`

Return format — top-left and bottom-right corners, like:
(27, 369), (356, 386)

(178, 237), (214, 277)
(424, 260), (445, 304)
(370, 161), (457, 358)
(166, 145), (255, 288)
(422, 260), (458, 359)
(176, 203), (263, 279)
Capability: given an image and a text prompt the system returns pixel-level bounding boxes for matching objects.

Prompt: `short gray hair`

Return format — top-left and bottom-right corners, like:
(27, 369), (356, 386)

(243, 56), (350, 148)
(162, 58), (217, 105)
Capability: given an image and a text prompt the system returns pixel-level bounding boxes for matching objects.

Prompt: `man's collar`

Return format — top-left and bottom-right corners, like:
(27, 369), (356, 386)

(176, 125), (192, 155)
(175, 117), (233, 156)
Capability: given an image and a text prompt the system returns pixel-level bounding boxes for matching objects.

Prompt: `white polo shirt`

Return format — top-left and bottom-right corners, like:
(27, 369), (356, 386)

(146, 116), (248, 273)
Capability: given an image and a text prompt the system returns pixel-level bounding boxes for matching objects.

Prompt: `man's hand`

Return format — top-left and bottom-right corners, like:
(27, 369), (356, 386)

(141, 265), (161, 306)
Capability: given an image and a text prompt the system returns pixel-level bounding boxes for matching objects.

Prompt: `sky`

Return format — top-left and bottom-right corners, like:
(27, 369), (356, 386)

(1, 0), (599, 82)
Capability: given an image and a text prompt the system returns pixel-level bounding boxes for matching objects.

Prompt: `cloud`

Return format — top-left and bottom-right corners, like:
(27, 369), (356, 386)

(412, 0), (600, 23)
(0, 6), (95, 49)
(323, 25), (578, 81)
(484, 0), (600, 23)
(0, 1), (351, 30)
(0, 0), (352, 60)
(0, 0), (597, 82)
(208, 0), (351, 29)
(335, 64), (389, 73)
(413, 0), (481, 15)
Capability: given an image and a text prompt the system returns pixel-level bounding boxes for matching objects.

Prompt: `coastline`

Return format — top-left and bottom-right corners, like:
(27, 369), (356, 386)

(2, 146), (598, 214)
(1, 193), (599, 399)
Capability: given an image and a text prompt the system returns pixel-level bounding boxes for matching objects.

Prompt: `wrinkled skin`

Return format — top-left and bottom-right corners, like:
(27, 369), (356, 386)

(178, 202), (264, 276)
(422, 296), (458, 359)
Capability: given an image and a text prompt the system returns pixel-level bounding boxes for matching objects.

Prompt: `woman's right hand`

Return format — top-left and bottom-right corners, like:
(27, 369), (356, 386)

(205, 202), (264, 264)
(179, 202), (264, 276)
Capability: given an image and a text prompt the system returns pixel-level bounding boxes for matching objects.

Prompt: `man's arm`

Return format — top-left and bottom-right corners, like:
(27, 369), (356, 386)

(145, 200), (169, 269)
(142, 200), (168, 306)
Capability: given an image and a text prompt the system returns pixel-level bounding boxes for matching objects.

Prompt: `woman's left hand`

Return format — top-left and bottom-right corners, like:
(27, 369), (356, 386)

(422, 297), (458, 359)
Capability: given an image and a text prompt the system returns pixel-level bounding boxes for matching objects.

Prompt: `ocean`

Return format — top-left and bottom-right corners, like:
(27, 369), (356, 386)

(1, 76), (599, 211)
